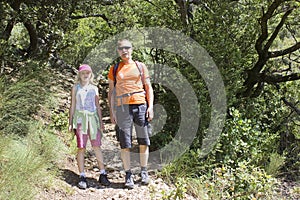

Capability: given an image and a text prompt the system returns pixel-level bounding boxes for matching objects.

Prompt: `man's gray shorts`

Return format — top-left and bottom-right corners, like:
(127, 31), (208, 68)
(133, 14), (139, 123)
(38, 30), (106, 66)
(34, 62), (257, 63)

(116, 104), (150, 149)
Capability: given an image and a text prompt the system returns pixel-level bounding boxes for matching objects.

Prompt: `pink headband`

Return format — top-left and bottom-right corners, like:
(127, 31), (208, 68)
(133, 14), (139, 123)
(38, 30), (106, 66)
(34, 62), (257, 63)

(78, 64), (92, 72)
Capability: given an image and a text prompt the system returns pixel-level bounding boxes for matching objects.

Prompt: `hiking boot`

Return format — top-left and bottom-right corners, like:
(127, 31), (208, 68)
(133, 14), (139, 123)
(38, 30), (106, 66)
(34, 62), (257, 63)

(124, 171), (134, 189)
(99, 174), (111, 186)
(78, 176), (88, 189)
(141, 170), (150, 185)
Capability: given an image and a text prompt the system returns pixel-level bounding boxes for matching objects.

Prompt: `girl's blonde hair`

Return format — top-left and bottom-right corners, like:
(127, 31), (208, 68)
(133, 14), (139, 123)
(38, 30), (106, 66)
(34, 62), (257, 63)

(75, 70), (95, 84)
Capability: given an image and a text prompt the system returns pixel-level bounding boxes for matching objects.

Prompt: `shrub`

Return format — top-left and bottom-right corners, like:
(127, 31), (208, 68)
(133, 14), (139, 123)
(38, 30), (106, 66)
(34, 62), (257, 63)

(0, 66), (51, 137)
(182, 164), (278, 200)
(0, 121), (66, 200)
(214, 107), (279, 168)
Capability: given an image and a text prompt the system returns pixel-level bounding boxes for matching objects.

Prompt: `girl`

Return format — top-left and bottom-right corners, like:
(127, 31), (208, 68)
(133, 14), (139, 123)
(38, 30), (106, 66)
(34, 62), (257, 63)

(68, 64), (110, 189)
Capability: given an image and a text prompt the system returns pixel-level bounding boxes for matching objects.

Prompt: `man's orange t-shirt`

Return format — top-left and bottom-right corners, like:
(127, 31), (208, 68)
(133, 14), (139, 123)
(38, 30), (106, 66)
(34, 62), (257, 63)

(108, 61), (149, 105)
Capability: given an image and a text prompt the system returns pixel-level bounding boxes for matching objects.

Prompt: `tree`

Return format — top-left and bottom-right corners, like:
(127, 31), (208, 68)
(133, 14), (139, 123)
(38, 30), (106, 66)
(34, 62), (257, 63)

(241, 0), (300, 99)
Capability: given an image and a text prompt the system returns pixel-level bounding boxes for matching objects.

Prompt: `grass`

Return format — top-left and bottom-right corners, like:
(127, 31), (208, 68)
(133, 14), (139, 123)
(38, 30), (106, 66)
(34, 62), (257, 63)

(0, 121), (67, 200)
(265, 153), (285, 176)
(0, 65), (70, 199)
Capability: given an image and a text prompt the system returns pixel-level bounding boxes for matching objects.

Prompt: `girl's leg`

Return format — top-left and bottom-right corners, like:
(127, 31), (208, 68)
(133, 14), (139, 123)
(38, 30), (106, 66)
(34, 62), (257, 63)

(93, 146), (105, 170)
(75, 124), (88, 176)
(90, 131), (111, 186)
(94, 145), (111, 186)
(90, 129), (105, 170)
(77, 148), (86, 174)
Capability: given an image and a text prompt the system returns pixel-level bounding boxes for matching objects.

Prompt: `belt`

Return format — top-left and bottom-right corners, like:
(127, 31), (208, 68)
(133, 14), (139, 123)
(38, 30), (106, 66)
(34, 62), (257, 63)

(116, 91), (146, 111)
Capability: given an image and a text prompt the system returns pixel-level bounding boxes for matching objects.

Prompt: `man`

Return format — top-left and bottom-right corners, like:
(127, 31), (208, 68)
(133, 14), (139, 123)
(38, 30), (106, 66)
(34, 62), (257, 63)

(107, 39), (154, 189)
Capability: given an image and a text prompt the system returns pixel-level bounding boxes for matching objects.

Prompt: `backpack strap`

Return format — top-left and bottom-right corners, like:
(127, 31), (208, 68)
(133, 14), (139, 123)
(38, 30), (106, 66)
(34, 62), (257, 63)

(113, 62), (119, 87)
(134, 61), (145, 86)
(112, 61), (146, 112)
(112, 61), (145, 86)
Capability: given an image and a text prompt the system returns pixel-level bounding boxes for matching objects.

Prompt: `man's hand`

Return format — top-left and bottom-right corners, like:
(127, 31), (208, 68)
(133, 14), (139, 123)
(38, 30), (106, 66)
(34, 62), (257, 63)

(110, 110), (117, 124)
(146, 107), (154, 121)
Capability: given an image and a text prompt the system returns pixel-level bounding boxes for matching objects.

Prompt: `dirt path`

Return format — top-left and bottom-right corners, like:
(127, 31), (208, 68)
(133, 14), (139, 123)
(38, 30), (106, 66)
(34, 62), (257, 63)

(41, 67), (299, 200)
(36, 115), (196, 200)
(37, 66), (194, 200)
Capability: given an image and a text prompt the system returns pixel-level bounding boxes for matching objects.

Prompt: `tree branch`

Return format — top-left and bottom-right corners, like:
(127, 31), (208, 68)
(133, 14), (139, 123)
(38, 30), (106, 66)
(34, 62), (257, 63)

(264, 7), (293, 52)
(1, 0), (22, 40)
(1, 19), (16, 41)
(268, 42), (300, 58)
(174, 0), (189, 27)
(70, 13), (108, 20)
(241, 0), (299, 97)
(255, 0), (283, 55)
(282, 97), (300, 115)
(23, 22), (38, 55)
(70, 13), (111, 27)
(264, 73), (300, 83)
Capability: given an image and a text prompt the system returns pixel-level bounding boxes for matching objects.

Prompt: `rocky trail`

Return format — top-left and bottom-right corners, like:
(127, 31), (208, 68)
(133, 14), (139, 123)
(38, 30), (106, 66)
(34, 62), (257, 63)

(35, 66), (299, 200)
(37, 67), (197, 200)
(37, 118), (196, 200)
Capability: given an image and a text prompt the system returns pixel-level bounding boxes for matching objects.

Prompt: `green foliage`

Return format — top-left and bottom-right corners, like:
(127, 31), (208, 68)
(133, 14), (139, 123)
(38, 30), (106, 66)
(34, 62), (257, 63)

(161, 177), (187, 200)
(184, 164), (279, 200)
(0, 63), (51, 136)
(0, 121), (66, 200)
(150, 86), (180, 151)
(215, 107), (279, 167)
(161, 159), (280, 199)
(49, 110), (78, 155)
(50, 110), (69, 131)
(265, 153), (285, 176)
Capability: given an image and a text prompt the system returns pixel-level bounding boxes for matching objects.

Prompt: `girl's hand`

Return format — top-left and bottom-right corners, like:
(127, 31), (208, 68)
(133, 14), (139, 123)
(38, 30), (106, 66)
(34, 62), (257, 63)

(101, 121), (105, 131)
(68, 124), (73, 132)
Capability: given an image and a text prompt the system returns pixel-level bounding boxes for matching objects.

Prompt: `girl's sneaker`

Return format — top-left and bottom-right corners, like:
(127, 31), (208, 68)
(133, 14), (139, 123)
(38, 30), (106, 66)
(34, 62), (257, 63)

(99, 174), (111, 186)
(78, 176), (88, 189)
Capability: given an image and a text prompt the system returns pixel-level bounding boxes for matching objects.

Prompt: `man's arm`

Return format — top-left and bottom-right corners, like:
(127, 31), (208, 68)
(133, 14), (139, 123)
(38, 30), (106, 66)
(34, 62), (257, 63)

(108, 79), (116, 124)
(144, 77), (154, 121)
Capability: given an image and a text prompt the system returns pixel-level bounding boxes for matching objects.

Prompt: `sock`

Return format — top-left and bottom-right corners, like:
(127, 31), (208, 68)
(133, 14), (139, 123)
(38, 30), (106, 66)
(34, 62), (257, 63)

(141, 166), (147, 172)
(100, 169), (106, 175)
(79, 172), (86, 177)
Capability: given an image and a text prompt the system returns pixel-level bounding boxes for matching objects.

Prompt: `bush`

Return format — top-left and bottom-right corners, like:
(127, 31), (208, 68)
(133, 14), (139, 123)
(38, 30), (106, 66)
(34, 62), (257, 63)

(0, 121), (66, 200)
(0, 65), (51, 136)
(214, 107), (279, 168)
(163, 163), (279, 200)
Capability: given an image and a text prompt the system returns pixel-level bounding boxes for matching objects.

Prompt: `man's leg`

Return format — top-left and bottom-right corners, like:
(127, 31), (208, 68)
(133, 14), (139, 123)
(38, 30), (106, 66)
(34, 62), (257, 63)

(139, 145), (149, 169)
(116, 105), (134, 189)
(121, 148), (131, 171)
(134, 104), (151, 185)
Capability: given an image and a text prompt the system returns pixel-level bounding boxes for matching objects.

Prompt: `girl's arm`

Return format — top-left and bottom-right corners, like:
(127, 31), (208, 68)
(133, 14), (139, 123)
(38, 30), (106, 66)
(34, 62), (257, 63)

(95, 94), (104, 131)
(68, 86), (76, 132)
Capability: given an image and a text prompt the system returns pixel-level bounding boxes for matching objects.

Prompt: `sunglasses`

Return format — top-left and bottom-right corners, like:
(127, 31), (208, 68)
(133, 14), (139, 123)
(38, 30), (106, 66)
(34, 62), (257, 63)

(117, 46), (131, 51)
